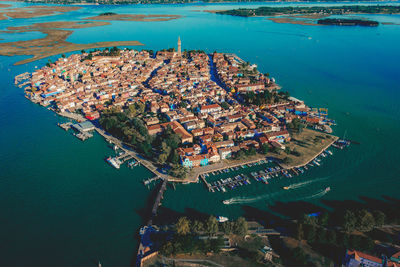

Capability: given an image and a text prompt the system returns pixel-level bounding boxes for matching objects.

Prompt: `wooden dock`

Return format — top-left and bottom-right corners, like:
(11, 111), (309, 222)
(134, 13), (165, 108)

(143, 176), (161, 186)
(200, 175), (212, 192)
(58, 122), (72, 131)
(136, 179), (168, 266)
(148, 179), (167, 226)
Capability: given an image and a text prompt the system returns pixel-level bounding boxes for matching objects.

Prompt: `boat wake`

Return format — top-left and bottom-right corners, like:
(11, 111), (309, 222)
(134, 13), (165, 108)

(223, 176), (332, 205)
(302, 187), (331, 200)
(286, 176), (330, 190)
(223, 192), (281, 205)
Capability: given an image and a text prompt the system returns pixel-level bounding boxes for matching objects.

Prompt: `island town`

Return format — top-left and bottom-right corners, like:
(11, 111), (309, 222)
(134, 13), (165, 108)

(13, 38), (378, 267)
(15, 37), (346, 186)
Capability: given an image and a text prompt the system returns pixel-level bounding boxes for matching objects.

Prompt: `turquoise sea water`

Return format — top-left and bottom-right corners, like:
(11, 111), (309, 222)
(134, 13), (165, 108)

(1, 1), (400, 266)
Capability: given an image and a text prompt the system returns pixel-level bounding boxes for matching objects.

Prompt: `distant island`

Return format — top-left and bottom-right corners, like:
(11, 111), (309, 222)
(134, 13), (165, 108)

(217, 5), (400, 17)
(217, 5), (399, 27)
(19, 0), (399, 4)
(317, 18), (379, 26)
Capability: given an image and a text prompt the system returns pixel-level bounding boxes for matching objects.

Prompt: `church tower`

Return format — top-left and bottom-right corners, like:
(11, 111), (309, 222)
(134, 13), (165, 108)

(177, 36), (182, 57)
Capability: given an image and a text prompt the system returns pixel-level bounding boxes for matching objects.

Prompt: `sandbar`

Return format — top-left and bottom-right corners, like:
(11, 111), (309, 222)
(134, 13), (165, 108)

(268, 16), (320, 26)
(85, 13), (181, 22)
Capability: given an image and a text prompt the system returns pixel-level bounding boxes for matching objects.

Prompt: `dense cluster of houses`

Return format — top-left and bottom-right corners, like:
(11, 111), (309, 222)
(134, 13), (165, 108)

(22, 40), (333, 169)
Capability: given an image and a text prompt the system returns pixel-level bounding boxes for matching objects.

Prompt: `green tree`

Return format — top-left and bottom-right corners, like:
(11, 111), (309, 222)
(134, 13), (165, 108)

(191, 220), (204, 234)
(139, 140), (152, 157)
(205, 216), (219, 236)
(247, 147), (257, 156)
(355, 209), (375, 232)
(221, 221), (233, 235)
(160, 241), (174, 256)
(342, 210), (357, 232)
(233, 217), (248, 236)
(372, 210), (386, 227)
(168, 165), (188, 179)
(127, 104), (137, 118)
(158, 152), (169, 165)
(168, 150), (180, 165)
(221, 101), (230, 110)
(176, 217), (191, 235)
(235, 149), (246, 159)
(261, 143), (269, 154)
(135, 101), (145, 114)
(283, 156), (292, 164)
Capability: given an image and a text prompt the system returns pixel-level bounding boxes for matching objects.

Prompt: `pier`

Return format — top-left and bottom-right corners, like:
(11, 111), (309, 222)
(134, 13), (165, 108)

(115, 153), (134, 164)
(58, 122), (72, 131)
(143, 176), (161, 186)
(148, 179), (167, 226)
(136, 179), (168, 267)
(200, 175), (212, 191)
(74, 132), (93, 141)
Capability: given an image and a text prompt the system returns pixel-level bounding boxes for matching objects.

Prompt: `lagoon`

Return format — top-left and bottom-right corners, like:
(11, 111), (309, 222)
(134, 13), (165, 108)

(0, 1), (400, 266)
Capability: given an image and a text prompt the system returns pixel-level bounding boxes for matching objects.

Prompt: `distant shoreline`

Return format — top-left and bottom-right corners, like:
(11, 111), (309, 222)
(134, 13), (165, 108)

(4, 0), (399, 6)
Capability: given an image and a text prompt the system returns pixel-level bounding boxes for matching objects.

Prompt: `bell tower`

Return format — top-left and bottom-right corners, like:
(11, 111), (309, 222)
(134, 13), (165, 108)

(177, 36), (182, 57)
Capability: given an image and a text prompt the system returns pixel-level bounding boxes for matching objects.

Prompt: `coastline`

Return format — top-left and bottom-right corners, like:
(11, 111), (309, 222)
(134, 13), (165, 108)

(4, 0), (399, 5)
(57, 110), (338, 185)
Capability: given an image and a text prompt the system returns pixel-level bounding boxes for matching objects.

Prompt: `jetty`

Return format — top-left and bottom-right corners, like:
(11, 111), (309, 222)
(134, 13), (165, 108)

(148, 179), (167, 225)
(200, 175), (212, 191)
(143, 176), (161, 186)
(115, 153), (134, 164)
(74, 132), (93, 141)
(136, 179), (168, 267)
(57, 122), (72, 131)
(14, 72), (30, 84)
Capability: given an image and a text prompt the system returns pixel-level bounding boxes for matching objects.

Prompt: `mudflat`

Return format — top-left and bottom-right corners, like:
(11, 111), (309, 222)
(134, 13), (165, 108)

(0, 5), (81, 19)
(267, 14), (329, 26)
(85, 13), (181, 22)
(0, 21), (143, 65)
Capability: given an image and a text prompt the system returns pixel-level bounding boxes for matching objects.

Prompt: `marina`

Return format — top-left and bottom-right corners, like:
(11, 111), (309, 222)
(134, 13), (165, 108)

(200, 145), (339, 194)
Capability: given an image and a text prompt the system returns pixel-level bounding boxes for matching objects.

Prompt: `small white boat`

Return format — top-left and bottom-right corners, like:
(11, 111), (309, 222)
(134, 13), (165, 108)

(325, 186), (331, 192)
(222, 199), (231, 205)
(217, 216), (229, 222)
